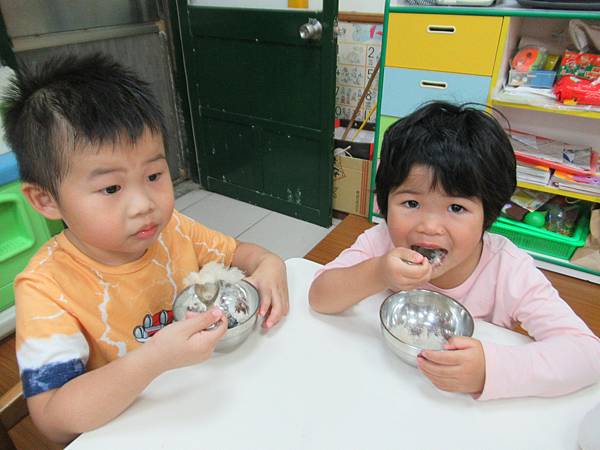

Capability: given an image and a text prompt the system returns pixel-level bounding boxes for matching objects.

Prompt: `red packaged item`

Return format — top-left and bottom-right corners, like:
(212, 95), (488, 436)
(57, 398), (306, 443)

(554, 76), (600, 106)
(557, 51), (600, 81)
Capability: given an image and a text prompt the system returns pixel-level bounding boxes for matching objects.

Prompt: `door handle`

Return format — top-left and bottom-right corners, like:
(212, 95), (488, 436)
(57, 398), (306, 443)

(299, 18), (322, 40)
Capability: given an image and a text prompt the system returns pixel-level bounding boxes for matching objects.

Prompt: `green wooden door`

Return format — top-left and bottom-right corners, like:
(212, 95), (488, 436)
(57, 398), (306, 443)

(175, 1), (337, 227)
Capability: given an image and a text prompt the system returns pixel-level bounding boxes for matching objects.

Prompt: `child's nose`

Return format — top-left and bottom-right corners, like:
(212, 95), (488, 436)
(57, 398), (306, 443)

(129, 188), (155, 216)
(417, 213), (444, 235)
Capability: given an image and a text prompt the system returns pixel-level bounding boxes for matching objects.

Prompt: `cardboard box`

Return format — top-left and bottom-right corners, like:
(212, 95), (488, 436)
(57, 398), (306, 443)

(333, 155), (372, 217)
(334, 126), (374, 160)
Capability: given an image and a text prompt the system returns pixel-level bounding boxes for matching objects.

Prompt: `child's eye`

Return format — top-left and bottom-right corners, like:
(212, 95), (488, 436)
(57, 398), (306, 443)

(148, 172), (161, 182)
(449, 204), (465, 213)
(102, 185), (121, 195)
(403, 200), (419, 209)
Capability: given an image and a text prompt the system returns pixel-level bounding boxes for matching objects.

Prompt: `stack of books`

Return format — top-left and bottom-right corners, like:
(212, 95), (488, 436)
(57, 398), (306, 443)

(509, 130), (597, 174)
(517, 161), (552, 185)
(507, 130), (599, 198)
(550, 171), (600, 196)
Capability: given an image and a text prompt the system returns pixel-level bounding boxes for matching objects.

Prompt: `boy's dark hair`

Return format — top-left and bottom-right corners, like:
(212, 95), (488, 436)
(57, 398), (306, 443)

(2, 53), (166, 199)
(375, 101), (516, 230)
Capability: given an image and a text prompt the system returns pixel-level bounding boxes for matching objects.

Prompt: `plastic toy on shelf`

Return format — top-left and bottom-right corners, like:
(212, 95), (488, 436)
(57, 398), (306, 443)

(508, 46), (558, 89)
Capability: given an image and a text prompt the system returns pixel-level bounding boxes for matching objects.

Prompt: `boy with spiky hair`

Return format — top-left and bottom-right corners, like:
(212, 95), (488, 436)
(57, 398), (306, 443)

(4, 53), (289, 443)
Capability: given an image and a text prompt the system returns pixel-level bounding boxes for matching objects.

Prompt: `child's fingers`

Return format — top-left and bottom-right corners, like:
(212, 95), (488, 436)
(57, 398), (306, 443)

(187, 317), (227, 351)
(388, 252), (432, 283)
(417, 355), (461, 379)
(280, 284), (290, 315)
(261, 305), (272, 329)
(418, 364), (456, 392)
(200, 316), (228, 341)
(184, 310), (207, 320)
(264, 295), (287, 329)
(445, 336), (477, 350)
(258, 290), (272, 318)
(392, 260), (430, 278)
(420, 348), (463, 366)
(418, 356), (445, 383)
(180, 308), (224, 335)
(276, 285), (290, 316)
(242, 276), (267, 317)
(390, 247), (425, 265)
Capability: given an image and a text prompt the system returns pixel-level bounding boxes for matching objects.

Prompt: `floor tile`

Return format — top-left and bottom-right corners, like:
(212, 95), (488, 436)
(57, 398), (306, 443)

(237, 211), (337, 260)
(182, 192), (270, 237)
(175, 188), (211, 211)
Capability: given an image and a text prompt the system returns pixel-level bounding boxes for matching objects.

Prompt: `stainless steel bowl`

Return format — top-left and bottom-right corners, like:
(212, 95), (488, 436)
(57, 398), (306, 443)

(379, 289), (474, 367)
(215, 280), (260, 352)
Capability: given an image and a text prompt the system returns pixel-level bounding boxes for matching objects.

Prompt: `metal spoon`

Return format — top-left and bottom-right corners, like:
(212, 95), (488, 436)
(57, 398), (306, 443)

(172, 281), (250, 329)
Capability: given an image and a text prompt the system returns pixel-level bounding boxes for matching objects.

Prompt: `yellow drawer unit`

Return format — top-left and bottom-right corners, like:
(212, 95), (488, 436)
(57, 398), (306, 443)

(386, 13), (503, 76)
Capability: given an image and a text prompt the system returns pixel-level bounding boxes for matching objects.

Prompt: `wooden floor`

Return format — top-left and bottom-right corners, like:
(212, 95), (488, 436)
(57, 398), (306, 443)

(2, 213), (598, 449)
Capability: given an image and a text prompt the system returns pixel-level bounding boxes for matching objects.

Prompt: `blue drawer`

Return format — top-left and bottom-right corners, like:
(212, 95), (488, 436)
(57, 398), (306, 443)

(0, 152), (19, 186)
(381, 67), (491, 118)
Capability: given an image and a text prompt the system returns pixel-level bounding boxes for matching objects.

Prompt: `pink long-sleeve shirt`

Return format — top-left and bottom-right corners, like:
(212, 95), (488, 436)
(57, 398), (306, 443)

(315, 223), (600, 400)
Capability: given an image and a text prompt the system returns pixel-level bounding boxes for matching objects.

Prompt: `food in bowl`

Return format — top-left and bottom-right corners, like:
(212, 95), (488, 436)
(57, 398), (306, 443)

(173, 278), (260, 351)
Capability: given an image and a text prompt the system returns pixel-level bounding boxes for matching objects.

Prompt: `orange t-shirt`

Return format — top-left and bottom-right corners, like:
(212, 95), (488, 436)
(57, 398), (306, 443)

(15, 210), (237, 397)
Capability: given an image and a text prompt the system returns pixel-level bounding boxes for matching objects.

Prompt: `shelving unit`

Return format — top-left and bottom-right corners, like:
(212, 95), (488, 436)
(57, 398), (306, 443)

(371, 0), (600, 282)
(491, 98), (600, 120)
(517, 181), (599, 203)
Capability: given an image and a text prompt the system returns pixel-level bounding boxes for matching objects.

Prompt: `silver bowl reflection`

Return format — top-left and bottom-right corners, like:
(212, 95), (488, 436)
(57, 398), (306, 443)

(216, 280), (260, 352)
(379, 289), (474, 367)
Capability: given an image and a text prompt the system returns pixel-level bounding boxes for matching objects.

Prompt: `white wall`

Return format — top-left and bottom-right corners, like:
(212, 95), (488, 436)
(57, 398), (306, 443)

(340, 0), (385, 13)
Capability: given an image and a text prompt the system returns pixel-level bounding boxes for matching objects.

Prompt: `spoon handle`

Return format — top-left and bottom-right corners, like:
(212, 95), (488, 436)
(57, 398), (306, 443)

(400, 258), (420, 266)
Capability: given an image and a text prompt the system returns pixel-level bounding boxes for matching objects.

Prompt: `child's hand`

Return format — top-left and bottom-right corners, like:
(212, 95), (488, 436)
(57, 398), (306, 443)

(379, 247), (433, 292)
(245, 254), (289, 330)
(417, 336), (485, 394)
(147, 308), (227, 372)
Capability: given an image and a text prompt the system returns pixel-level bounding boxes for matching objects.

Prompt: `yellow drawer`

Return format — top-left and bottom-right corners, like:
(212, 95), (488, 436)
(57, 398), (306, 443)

(386, 13), (503, 76)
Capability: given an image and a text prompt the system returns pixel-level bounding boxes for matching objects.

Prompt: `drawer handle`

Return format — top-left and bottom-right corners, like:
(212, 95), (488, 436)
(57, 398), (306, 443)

(427, 25), (456, 34)
(420, 80), (448, 90)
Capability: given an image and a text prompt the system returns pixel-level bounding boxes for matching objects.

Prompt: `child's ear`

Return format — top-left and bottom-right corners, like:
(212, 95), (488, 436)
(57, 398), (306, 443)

(21, 183), (63, 220)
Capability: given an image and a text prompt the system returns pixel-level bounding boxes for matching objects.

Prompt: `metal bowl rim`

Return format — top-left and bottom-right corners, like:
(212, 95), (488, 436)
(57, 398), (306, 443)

(379, 288), (474, 351)
(230, 279), (260, 327)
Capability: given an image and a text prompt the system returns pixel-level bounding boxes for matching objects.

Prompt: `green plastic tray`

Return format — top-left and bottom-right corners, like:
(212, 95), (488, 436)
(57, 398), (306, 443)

(489, 214), (589, 260)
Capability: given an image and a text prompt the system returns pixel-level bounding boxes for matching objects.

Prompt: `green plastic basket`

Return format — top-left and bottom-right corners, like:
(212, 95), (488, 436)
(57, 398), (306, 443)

(0, 181), (64, 312)
(489, 214), (589, 260)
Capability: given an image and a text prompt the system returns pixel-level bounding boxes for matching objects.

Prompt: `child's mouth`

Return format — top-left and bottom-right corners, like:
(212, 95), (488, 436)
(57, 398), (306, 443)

(135, 224), (158, 240)
(411, 245), (447, 267)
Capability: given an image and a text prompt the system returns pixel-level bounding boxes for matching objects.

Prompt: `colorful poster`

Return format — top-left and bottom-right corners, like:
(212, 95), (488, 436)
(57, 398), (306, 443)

(336, 22), (383, 124)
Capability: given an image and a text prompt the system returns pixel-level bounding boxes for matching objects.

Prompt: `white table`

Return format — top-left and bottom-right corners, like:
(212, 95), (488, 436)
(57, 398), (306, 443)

(67, 258), (600, 450)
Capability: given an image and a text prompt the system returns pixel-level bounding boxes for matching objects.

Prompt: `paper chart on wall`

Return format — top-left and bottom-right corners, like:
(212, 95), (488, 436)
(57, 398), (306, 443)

(335, 22), (383, 124)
